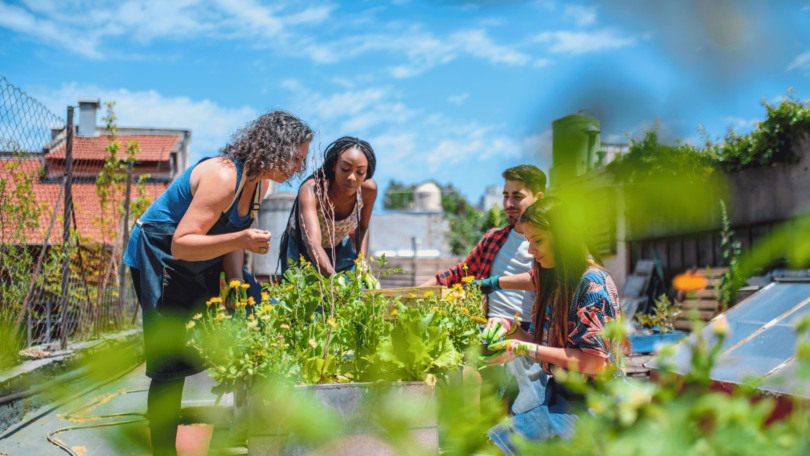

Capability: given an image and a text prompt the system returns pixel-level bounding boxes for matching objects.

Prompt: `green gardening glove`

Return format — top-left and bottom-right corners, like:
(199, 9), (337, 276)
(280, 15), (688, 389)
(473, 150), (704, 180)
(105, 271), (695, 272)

(481, 317), (518, 345)
(472, 275), (501, 295)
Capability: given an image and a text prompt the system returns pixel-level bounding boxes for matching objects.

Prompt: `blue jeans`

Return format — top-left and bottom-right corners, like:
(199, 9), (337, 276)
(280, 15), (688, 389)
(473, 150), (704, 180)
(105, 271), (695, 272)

(487, 377), (582, 455)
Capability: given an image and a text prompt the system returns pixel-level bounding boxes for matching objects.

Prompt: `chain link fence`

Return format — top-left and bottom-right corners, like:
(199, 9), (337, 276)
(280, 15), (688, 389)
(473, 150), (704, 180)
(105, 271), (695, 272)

(0, 75), (169, 366)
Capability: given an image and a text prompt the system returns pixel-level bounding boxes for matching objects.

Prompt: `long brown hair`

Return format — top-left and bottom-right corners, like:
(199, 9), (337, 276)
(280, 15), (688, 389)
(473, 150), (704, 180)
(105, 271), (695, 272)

(520, 197), (602, 348)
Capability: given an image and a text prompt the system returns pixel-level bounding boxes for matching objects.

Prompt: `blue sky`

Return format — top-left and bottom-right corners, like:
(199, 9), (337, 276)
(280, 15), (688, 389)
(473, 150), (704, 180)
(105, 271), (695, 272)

(2, 0), (810, 205)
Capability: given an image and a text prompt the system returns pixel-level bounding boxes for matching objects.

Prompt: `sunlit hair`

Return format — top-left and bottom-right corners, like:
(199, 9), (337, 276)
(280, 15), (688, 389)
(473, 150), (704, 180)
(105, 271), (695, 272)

(222, 111), (314, 181)
(316, 136), (377, 182)
(519, 197), (603, 348)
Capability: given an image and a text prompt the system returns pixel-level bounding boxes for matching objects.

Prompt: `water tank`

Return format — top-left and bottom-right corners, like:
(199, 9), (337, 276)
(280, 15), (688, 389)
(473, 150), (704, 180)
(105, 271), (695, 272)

(549, 114), (601, 185)
(255, 192), (297, 276)
(413, 182), (442, 212)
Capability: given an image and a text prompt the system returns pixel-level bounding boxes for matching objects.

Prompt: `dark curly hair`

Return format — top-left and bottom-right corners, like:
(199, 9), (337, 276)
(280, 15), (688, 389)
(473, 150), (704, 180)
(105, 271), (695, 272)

(222, 111), (314, 181)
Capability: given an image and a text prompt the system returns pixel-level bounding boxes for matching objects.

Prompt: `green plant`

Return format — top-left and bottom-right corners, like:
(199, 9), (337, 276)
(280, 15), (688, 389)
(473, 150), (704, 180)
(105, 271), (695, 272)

(636, 294), (680, 332)
(719, 200), (742, 310)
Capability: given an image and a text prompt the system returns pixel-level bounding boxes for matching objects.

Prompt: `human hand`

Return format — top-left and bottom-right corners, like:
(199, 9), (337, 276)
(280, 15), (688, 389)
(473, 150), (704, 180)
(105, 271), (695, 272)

(479, 340), (538, 367)
(242, 229), (271, 254)
(472, 275), (501, 294)
(481, 317), (517, 344)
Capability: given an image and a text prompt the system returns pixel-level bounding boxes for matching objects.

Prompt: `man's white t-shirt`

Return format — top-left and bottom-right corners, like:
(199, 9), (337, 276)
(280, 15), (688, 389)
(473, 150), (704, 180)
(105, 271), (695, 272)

(487, 229), (535, 323)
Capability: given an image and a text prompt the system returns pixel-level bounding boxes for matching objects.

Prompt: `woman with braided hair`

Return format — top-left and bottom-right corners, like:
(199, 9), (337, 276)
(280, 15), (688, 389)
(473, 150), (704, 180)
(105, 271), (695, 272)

(123, 111), (313, 456)
(280, 136), (377, 276)
(478, 197), (628, 455)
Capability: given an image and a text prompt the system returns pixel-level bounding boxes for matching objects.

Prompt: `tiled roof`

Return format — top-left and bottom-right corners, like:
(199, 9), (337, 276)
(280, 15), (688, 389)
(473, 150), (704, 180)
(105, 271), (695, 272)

(47, 135), (180, 162)
(1, 158), (168, 246)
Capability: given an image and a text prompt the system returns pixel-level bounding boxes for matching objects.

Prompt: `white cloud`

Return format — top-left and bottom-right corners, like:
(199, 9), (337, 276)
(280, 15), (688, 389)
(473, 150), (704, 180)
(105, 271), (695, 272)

(533, 58), (553, 68)
(1, 0), (335, 59)
(1, 1), (531, 77)
(787, 51), (810, 73)
(724, 117), (760, 131)
(447, 93), (470, 106)
(563, 5), (597, 27)
(32, 82), (257, 161)
(535, 29), (638, 55)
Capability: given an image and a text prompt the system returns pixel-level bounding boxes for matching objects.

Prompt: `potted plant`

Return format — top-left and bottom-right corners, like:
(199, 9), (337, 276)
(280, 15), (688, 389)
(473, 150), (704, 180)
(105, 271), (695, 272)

(188, 255), (486, 454)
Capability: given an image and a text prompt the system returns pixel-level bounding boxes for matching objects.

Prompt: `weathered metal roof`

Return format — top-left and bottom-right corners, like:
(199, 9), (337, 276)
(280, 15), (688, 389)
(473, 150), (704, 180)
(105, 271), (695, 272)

(657, 279), (810, 398)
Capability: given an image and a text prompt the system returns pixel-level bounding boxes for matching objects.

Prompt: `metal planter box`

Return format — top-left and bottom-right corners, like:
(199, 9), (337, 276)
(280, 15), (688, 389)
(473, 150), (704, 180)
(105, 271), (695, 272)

(243, 381), (439, 456)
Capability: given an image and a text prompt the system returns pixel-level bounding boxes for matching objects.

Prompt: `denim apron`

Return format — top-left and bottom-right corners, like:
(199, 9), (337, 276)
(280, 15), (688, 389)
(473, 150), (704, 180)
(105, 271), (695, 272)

(136, 167), (263, 381)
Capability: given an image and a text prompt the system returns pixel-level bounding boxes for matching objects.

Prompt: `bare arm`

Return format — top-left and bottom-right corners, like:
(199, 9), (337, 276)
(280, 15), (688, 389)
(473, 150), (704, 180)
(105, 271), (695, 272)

(298, 182), (337, 276)
(223, 250), (244, 281)
(498, 272), (535, 291)
(355, 179), (377, 256)
(528, 346), (610, 375)
(419, 277), (440, 287)
(171, 158), (271, 261)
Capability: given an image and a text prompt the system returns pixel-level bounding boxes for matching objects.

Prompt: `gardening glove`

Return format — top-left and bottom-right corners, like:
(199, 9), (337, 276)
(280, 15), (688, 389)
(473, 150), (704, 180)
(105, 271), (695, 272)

(479, 340), (539, 367)
(481, 317), (517, 345)
(472, 275), (501, 295)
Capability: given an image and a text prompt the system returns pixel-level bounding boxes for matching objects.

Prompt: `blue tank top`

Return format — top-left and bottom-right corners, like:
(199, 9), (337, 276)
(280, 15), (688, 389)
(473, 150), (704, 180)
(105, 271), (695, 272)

(123, 156), (254, 270)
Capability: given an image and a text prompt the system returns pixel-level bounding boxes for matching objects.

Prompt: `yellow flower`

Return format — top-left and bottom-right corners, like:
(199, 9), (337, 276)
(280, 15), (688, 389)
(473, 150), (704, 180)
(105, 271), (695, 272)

(461, 276), (475, 284)
(327, 317), (337, 328)
(514, 312), (520, 320)
(472, 316), (487, 324)
(210, 297), (222, 303)
(430, 307), (438, 313)
(395, 300), (401, 305)
(261, 292), (269, 301)
(248, 314), (254, 320)
(408, 293), (416, 298)
(357, 252), (365, 260)
(424, 291), (434, 298)
(462, 263), (469, 271)
(216, 314), (225, 321)
(452, 283), (463, 292)
(280, 324), (290, 329)
(193, 313), (202, 320)
(310, 315), (315, 321)
(241, 283), (250, 290)
(308, 339), (317, 349)
(185, 321), (195, 331)
(205, 300), (213, 307)
(229, 280), (241, 289)
(247, 296), (255, 305)
(445, 294), (460, 301)
(238, 299), (248, 307)
(461, 308), (469, 314)
(391, 309), (398, 316)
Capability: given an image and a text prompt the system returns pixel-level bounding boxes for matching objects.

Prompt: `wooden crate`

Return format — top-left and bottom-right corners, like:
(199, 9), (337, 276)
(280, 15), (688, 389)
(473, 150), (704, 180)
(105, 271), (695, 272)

(673, 267), (727, 331)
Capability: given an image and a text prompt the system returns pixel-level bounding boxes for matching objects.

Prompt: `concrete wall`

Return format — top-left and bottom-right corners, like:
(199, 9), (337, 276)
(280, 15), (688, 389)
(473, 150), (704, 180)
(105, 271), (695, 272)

(369, 211), (451, 257)
(726, 136), (810, 225)
(254, 192), (296, 276)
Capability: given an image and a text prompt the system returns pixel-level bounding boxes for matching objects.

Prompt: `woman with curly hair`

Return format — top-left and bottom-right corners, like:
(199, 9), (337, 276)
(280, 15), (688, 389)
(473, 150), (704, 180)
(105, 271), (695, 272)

(280, 136), (377, 276)
(479, 197), (627, 455)
(122, 111), (312, 456)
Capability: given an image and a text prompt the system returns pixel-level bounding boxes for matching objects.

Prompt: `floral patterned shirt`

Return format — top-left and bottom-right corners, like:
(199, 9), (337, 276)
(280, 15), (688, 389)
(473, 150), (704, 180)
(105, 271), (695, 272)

(540, 266), (626, 377)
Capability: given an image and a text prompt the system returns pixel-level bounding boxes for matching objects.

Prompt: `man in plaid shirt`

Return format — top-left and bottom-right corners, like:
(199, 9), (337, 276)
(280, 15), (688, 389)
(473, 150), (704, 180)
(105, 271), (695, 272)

(420, 165), (546, 329)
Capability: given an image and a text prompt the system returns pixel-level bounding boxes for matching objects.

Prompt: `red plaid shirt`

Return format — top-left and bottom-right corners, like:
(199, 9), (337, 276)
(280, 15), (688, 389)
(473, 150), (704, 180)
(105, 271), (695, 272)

(436, 225), (514, 287)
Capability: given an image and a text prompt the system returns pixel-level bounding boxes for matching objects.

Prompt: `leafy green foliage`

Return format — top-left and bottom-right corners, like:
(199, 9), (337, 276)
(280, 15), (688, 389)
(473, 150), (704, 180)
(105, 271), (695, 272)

(711, 90), (810, 173)
(636, 294), (680, 332)
(378, 304), (462, 381)
(719, 200), (743, 310)
(190, 256), (484, 391)
(382, 179), (415, 209)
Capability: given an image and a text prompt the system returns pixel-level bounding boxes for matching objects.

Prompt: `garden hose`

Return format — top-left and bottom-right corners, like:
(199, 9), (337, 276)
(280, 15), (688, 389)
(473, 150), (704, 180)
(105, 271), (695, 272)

(47, 388), (148, 456)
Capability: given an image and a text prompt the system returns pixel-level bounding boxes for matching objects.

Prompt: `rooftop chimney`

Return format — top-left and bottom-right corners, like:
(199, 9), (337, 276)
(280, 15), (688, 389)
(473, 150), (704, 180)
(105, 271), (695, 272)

(77, 97), (100, 137)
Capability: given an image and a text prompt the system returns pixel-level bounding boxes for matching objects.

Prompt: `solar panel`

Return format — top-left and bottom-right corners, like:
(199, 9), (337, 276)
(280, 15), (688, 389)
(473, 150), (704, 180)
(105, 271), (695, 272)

(652, 281), (810, 398)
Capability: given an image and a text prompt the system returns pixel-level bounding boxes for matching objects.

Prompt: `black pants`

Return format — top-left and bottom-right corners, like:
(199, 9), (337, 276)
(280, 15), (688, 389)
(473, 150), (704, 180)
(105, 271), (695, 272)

(132, 267), (185, 456)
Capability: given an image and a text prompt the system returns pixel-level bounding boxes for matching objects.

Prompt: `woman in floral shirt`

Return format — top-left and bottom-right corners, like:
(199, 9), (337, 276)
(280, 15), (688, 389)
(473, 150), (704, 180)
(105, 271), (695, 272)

(480, 197), (626, 455)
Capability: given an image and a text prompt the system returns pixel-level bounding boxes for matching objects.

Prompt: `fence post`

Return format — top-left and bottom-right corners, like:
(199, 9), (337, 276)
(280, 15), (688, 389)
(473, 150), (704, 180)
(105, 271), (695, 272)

(59, 106), (74, 350)
(118, 161), (133, 326)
